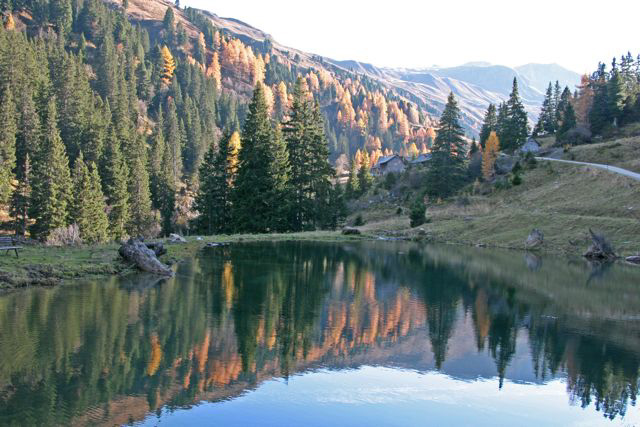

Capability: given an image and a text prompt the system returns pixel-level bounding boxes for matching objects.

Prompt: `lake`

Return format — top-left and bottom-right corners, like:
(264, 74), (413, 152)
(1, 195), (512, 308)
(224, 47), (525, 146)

(0, 241), (639, 426)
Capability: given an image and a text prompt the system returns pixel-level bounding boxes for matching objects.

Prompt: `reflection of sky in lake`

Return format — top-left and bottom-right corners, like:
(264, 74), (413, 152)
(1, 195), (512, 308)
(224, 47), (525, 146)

(140, 366), (638, 427)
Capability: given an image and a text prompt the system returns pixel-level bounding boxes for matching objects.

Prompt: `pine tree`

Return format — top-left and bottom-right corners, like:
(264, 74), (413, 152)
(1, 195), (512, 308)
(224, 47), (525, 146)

(557, 102), (577, 143)
(345, 158), (360, 198)
(607, 69), (625, 125)
(534, 82), (556, 135)
(555, 86), (572, 128)
(0, 87), (17, 204)
(232, 83), (290, 233)
(49, 0), (72, 36)
(195, 129), (238, 234)
(163, 7), (175, 44)
(426, 92), (467, 199)
(29, 99), (73, 240)
(282, 77), (333, 230)
(479, 104), (497, 148)
(126, 137), (155, 237)
(502, 78), (529, 151)
(72, 153), (109, 243)
(10, 153), (30, 236)
(482, 131), (500, 181)
(164, 98), (182, 184)
(357, 150), (373, 193)
(589, 74), (610, 135)
(102, 126), (130, 240)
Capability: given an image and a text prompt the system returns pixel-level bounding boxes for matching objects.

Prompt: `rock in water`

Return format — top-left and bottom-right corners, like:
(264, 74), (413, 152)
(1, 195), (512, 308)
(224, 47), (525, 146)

(583, 229), (617, 260)
(342, 227), (361, 235)
(626, 256), (640, 265)
(119, 239), (173, 276)
(169, 233), (187, 243)
(525, 229), (544, 250)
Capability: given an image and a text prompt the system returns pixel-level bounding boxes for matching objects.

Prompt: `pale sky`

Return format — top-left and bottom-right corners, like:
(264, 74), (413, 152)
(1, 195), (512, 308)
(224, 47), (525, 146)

(182, 0), (639, 74)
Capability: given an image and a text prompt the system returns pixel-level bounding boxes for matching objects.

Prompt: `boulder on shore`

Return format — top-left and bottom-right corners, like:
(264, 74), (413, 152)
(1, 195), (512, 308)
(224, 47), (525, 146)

(168, 233), (187, 243)
(145, 242), (167, 257)
(626, 256), (640, 265)
(583, 229), (617, 260)
(525, 229), (544, 250)
(119, 239), (173, 276)
(342, 227), (361, 235)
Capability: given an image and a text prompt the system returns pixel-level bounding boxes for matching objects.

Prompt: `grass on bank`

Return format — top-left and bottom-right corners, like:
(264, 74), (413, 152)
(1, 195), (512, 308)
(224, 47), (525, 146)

(0, 231), (366, 289)
(352, 139), (640, 256)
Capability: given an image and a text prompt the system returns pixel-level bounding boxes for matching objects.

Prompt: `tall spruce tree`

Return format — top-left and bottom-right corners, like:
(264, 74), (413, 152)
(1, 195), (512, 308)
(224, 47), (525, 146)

(195, 129), (237, 234)
(10, 153), (30, 236)
(479, 103), (497, 149)
(557, 102), (577, 142)
(102, 126), (130, 240)
(0, 87), (16, 204)
(232, 83), (289, 233)
(426, 92), (467, 199)
(534, 82), (556, 135)
(72, 153), (109, 243)
(345, 159), (360, 198)
(502, 78), (529, 151)
(282, 78), (334, 230)
(126, 137), (155, 237)
(357, 151), (373, 194)
(29, 99), (73, 240)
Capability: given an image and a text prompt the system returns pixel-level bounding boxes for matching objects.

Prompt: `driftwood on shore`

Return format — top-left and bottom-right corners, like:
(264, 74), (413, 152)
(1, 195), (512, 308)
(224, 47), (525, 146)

(583, 229), (617, 260)
(119, 239), (173, 276)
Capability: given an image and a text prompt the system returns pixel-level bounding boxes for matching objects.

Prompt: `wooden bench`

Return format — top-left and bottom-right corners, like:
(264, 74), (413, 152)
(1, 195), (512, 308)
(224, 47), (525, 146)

(0, 236), (23, 258)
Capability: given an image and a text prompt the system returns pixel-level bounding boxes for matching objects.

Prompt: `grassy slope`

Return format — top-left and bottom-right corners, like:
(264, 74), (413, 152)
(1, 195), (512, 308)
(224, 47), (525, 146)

(354, 136), (640, 256)
(0, 232), (365, 288)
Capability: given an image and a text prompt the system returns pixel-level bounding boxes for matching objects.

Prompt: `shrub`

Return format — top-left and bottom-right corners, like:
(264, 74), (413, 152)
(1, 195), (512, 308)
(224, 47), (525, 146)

(353, 214), (365, 226)
(494, 177), (512, 191)
(562, 126), (592, 146)
(396, 206), (403, 215)
(46, 224), (83, 246)
(511, 174), (523, 186)
(409, 198), (426, 228)
(524, 152), (537, 169)
(383, 173), (397, 190)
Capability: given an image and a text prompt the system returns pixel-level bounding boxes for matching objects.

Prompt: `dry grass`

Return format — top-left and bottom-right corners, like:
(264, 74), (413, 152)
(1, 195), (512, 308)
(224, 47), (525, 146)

(357, 159), (640, 256)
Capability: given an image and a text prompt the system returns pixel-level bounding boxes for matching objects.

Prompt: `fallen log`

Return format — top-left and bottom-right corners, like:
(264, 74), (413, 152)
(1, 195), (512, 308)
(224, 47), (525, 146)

(119, 239), (173, 276)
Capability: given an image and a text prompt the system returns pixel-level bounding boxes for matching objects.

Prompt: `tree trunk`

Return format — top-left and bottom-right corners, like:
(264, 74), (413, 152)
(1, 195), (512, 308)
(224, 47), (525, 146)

(119, 239), (173, 276)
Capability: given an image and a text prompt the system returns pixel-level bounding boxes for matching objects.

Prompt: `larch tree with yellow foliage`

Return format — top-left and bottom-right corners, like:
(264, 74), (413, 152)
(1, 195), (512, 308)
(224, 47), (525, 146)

(207, 52), (221, 90)
(161, 46), (175, 85)
(482, 131), (500, 181)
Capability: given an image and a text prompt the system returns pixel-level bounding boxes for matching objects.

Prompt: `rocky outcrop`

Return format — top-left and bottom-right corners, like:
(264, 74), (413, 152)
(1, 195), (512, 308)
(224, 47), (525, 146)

(583, 229), (617, 260)
(119, 239), (173, 276)
(626, 256), (640, 265)
(525, 229), (544, 250)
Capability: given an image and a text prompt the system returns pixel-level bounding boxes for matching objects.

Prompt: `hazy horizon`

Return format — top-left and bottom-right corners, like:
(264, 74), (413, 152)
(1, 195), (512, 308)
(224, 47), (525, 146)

(183, 0), (639, 74)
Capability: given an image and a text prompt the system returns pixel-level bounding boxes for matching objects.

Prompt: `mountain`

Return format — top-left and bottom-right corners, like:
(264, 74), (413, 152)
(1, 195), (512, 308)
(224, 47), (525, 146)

(515, 63), (583, 94)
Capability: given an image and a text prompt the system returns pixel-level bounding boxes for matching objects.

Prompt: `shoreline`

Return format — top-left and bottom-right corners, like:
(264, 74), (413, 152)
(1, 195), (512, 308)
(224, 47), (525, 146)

(0, 230), (634, 291)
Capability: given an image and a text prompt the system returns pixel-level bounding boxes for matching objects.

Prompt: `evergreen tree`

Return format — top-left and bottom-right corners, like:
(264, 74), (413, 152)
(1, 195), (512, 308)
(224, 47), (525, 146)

(534, 82), (556, 135)
(72, 153), (109, 243)
(345, 158), (360, 198)
(194, 129), (238, 235)
(282, 78), (334, 230)
(426, 92), (467, 199)
(126, 137), (155, 237)
(102, 126), (129, 240)
(502, 78), (529, 151)
(232, 83), (290, 233)
(557, 102), (577, 143)
(589, 75), (610, 135)
(0, 87), (16, 204)
(15, 89), (40, 180)
(9, 153), (30, 236)
(49, 0), (72, 36)
(479, 103), (497, 148)
(29, 99), (73, 240)
(357, 151), (373, 193)
(556, 86), (572, 128)
(496, 102), (508, 143)
(607, 69), (625, 125)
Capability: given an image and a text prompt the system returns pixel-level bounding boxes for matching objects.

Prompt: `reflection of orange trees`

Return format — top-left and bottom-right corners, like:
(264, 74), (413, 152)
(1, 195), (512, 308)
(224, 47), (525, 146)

(222, 261), (235, 308)
(147, 334), (163, 376)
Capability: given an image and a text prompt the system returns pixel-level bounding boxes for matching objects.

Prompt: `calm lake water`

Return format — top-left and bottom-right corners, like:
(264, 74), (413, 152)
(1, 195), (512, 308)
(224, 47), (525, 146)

(1, 241), (640, 426)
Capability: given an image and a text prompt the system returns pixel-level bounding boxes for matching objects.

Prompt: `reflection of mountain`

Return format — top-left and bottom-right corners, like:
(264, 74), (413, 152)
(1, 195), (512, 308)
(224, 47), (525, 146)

(0, 242), (638, 425)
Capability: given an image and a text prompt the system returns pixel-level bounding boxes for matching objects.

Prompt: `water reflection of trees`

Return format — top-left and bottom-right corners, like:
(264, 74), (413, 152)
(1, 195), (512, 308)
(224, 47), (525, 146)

(0, 241), (637, 425)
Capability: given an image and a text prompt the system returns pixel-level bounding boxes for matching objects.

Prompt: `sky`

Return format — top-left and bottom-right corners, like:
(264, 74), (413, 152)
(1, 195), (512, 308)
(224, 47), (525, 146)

(182, 0), (639, 74)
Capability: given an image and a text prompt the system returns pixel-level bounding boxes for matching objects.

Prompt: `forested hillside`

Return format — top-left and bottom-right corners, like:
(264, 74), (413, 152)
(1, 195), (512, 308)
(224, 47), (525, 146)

(0, 0), (438, 240)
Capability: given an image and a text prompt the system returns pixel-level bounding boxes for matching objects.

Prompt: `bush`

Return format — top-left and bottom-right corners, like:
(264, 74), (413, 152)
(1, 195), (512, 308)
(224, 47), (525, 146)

(494, 177), (512, 191)
(524, 152), (537, 169)
(383, 173), (397, 190)
(46, 224), (83, 246)
(511, 173), (523, 186)
(409, 198), (426, 228)
(353, 214), (365, 226)
(396, 206), (403, 215)
(561, 126), (592, 146)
